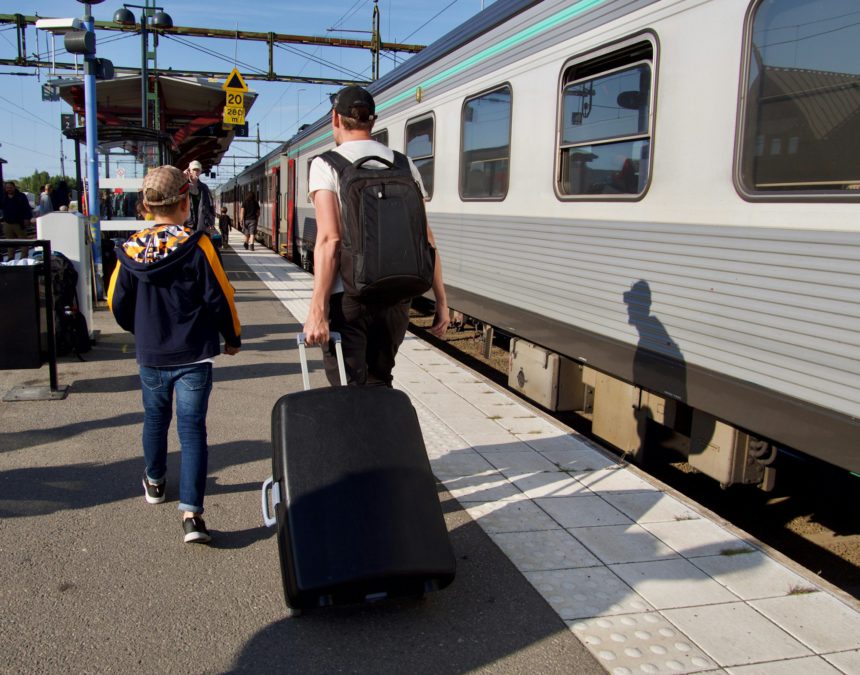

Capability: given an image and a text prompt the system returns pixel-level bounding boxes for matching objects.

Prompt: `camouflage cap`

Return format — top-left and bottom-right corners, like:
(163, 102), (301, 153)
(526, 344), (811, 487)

(142, 165), (190, 206)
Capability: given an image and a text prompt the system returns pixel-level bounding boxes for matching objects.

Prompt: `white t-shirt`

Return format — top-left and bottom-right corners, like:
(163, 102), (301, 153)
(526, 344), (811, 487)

(307, 139), (428, 294)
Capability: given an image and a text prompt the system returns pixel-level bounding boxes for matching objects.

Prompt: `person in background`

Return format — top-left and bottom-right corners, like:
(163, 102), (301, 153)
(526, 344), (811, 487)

(239, 192), (259, 251)
(184, 160), (215, 234)
(217, 206), (232, 249)
(52, 180), (70, 211)
(1, 181), (33, 261)
(39, 184), (54, 216)
(108, 165), (241, 544)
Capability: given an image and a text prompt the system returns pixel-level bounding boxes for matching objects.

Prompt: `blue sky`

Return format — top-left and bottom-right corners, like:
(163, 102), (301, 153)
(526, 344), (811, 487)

(0, 0), (493, 186)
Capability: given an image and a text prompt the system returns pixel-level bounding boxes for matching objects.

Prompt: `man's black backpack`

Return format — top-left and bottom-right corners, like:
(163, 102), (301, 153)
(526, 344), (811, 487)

(320, 150), (435, 303)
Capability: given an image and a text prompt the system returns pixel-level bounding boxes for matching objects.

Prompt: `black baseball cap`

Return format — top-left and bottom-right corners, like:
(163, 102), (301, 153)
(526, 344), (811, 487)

(331, 86), (376, 118)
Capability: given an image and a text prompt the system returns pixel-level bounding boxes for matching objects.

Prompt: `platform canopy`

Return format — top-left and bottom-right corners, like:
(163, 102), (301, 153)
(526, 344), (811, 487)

(56, 74), (257, 172)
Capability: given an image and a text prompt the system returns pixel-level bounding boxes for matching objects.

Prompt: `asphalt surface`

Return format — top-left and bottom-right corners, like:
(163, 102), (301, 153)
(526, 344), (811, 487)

(0, 246), (602, 674)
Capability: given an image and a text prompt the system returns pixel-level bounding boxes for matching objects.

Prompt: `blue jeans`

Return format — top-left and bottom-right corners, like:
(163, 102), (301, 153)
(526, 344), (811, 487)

(140, 363), (213, 513)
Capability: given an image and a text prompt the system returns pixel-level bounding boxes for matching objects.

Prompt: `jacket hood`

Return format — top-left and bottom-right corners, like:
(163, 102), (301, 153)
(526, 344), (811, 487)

(117, 225), (203, 283)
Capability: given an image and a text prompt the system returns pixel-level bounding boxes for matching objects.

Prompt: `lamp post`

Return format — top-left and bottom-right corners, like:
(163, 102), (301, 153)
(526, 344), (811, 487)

(38, 3), (108, 297)
(113, 1), (173, 165)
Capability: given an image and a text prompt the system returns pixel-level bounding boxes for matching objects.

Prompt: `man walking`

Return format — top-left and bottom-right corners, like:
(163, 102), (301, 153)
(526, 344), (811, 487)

(1, 181), (33, 261)
(302, 86), (449, 386)
(184, 160), (215, 233)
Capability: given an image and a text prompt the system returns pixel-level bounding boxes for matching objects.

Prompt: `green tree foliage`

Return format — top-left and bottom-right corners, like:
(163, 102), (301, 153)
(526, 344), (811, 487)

(16, 171), (78, 195)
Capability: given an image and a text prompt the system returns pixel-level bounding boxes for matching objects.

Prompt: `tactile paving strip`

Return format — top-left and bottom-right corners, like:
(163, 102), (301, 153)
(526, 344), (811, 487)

(569, 612), (716, 674)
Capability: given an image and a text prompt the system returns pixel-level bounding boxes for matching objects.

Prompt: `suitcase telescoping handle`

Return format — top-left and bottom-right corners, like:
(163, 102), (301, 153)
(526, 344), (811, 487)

(262, 331), (348, 528)
(296, 331), (347, 389)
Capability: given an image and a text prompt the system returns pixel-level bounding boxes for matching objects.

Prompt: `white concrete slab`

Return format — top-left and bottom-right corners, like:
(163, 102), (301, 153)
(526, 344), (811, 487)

(463, 499), (560, 534)
(823, 649), (860, 673)
(535, 495), (632, 529)
(691, 551), (813, 600)
(727, 656), (842, 674)
(662, 603), (812, 666)
(611, 559), (740, 609)
(570, 524), (681, 565)
(525, 567), (654, 620)
(602, 491), (702, 524)
(490, 530), (601, 571)
(751, 592), (860, 653)
(642, 518), (756, 558)
(510, 472), (592, 499)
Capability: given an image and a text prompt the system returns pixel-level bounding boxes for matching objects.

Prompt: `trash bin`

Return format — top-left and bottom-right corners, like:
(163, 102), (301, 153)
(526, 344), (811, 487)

(0, 264), (44, 369)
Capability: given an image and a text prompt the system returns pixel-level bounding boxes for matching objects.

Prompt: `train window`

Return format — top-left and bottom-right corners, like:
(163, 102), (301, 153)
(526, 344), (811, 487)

(460, 85), (512, 200)
(372, 128), (389, 146)
(405, 113), (435, 199)
(738, 0), (860, 196)
(558, 42), (653, 198)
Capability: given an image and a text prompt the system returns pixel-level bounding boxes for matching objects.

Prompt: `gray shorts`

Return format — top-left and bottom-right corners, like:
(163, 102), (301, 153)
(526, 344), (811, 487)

(243, 219), (257, 236)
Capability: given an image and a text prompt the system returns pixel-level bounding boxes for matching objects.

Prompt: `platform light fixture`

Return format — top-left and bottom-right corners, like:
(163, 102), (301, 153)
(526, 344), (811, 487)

(112, 2), (173, 136)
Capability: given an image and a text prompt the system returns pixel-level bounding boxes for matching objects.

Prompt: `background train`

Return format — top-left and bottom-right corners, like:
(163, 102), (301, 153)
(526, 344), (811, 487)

(218, 0), (860, 488)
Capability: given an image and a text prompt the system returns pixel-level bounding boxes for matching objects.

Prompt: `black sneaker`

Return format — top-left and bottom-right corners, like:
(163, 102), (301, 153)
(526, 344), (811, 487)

(182, 516), (211, 544)
(142, 475), (166, 504)
(243, 242), (248, 250)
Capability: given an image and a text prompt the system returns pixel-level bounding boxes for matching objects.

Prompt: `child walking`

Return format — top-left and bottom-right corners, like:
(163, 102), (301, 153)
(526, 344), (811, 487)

(108, 165), (242, 543)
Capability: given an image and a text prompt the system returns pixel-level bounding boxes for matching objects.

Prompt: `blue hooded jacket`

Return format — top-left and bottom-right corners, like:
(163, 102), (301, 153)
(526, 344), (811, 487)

(108, 225), (241, 367)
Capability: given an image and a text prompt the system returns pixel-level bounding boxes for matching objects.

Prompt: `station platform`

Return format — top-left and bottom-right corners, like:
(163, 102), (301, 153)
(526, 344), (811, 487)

(1, 242), (859, 673)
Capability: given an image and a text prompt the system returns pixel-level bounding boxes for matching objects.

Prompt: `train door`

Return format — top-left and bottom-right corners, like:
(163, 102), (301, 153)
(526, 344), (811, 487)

(269, 167), (280, 251)
(285, 158), (297, 263)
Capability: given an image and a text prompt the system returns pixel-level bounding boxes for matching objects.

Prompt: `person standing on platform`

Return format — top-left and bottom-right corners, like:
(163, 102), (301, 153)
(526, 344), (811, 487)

(184, 160), (215, 234)
(108, 165), (241, 544)
(39, 184), (54, 216)
(52, 180), (70, 211)
(240, 192), (259, 251)
(302, 85), (450, 387)
(217, 206), (232, 249)
(1, 181), (33, 261)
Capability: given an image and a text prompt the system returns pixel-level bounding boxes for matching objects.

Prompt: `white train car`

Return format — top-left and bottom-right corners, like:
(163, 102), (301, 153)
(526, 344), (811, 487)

(277, 0), (859, 486)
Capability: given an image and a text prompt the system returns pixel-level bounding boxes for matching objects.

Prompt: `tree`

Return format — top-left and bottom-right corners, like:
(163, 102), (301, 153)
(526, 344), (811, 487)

(16, 171), (78, 195)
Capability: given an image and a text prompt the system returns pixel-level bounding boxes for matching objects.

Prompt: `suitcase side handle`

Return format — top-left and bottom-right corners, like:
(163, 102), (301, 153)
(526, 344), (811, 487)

(296, 331), (347, 389)
(261, 476), (281, 528)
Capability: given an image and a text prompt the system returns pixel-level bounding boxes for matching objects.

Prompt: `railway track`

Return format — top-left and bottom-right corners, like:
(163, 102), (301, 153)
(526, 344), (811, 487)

(407, 305), (860, 601)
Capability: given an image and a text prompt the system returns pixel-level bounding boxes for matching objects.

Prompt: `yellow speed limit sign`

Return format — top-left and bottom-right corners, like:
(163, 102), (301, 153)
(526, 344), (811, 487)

(224, 91), (245, 126)
(222, 67), (248, 126)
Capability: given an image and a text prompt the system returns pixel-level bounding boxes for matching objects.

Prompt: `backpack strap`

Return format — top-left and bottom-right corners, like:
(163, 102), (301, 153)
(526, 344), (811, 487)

(390, 151), (411, 172)
(319, 150), (351, 175)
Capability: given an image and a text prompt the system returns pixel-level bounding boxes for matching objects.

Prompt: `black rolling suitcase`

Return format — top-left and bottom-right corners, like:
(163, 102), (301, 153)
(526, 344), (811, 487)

(261, 333), (455, 613)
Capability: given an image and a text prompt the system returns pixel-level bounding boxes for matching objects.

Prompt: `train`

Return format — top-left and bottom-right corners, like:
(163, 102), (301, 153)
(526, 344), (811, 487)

(218, 0), (860, 488)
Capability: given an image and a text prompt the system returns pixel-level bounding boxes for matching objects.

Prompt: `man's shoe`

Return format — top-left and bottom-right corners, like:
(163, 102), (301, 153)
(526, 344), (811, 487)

(142, 475), (166, 504)
(183, 516), (211, 544)
(250, 244), (255, 251)
(243, 242), (248, 250)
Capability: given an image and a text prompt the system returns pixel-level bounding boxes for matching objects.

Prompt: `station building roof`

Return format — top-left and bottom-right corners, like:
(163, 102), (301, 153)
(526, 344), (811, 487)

(56, 74), (257, 172)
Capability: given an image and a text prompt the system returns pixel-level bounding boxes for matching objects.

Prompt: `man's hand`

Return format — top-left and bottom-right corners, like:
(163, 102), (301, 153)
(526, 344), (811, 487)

(224, 345), (240, 355)
(428, 304), (450, 338)
(303, 310), (330, 346)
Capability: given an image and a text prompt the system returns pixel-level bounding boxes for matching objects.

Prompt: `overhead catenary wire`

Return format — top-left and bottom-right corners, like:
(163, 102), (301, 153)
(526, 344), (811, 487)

(162, 33), (268, 76)
(274, 42), (367, 80)
(401, 0), (464, 43)
(0, 94), (57, 131)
